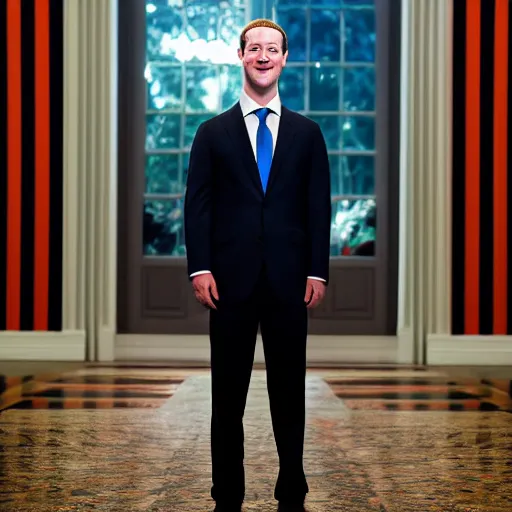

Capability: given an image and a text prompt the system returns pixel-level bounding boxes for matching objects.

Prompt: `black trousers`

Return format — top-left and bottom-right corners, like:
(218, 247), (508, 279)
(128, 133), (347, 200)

(209, 271), (309, 504)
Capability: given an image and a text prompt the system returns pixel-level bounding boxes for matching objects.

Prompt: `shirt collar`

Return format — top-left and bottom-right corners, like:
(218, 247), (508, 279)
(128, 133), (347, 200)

(239, 89), (282, 117)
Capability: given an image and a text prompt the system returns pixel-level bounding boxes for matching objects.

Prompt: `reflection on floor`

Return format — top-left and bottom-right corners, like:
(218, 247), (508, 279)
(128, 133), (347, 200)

(2, 364), (511, 414)
(0, 363), (511, 511)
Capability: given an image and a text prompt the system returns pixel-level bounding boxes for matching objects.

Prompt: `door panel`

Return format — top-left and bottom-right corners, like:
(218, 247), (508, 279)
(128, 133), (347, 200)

(138, 262), (208, 334)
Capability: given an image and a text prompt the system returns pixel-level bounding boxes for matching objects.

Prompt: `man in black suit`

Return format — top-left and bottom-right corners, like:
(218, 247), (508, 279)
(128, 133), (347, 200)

(185, 19), (331, 512)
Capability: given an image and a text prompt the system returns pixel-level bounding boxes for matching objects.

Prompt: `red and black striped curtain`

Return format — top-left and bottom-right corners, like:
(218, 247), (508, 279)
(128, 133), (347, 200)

(452, 0), (512, 335)
(0, 0), (62, 332)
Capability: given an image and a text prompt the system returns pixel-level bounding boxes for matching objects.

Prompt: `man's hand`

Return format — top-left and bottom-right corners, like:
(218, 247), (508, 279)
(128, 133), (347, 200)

(192, 273), (219, 310)
(304, 278), (326, 309)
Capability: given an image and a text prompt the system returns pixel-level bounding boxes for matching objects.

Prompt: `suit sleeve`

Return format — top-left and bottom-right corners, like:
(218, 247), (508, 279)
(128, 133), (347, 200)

(307, 123), (331, 283)
(184, 122), (213, 277)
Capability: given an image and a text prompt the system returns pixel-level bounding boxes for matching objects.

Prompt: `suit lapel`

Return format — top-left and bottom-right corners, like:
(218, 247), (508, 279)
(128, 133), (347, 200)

(223, 103), (264, 196)
(266, 106), (296, 194)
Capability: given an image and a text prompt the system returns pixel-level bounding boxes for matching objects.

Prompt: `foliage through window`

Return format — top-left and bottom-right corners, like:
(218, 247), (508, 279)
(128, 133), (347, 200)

(144, 0), (376, 257)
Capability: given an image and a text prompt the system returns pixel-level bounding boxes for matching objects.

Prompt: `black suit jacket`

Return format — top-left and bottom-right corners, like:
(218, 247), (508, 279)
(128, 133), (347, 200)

(184, 102), (331, 305)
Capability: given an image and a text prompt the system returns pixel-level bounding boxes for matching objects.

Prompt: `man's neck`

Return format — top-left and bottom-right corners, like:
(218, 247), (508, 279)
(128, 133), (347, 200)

(243, 83), (278, 107)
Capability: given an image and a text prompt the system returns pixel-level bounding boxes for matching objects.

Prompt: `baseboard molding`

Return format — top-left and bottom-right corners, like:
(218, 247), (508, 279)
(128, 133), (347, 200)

(115, 335), (398, 364)
(427, 334), (512, 365)
(0, 330), (86, 361)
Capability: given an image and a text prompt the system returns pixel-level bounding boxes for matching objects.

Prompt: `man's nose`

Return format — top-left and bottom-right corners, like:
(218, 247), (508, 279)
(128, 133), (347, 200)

(258, 51), (269, 62)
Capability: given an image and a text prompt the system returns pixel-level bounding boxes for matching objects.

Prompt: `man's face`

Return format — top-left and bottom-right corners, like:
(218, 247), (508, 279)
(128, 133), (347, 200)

(238, 27), (288, 91)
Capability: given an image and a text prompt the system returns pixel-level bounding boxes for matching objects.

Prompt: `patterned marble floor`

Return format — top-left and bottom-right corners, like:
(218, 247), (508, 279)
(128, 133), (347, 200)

(0, 365), (511, 511)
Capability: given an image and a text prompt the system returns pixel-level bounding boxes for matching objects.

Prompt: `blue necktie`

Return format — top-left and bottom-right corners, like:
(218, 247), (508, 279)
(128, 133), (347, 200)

(254, 108), (273, 193)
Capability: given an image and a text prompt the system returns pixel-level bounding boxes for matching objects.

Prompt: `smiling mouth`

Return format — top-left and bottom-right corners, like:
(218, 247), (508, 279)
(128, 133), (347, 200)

(256, 67), (272, 71)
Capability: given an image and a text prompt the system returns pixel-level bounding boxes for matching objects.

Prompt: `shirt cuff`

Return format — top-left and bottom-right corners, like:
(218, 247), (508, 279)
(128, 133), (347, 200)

(307, 276), (326, 282)
(190, 270), (212, 278)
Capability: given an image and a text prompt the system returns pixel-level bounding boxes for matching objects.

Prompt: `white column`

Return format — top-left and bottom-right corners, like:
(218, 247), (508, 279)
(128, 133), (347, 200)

(397, 0), (453, 363)
(62, 0), (118, 361)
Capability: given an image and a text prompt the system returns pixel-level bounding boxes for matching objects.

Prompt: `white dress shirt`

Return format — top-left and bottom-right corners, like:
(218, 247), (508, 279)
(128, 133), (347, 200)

(190, 90), (325, 283)
(239, 89), (281, 157)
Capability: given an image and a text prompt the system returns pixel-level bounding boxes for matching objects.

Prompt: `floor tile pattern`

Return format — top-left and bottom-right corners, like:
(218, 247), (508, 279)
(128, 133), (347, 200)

(324, 373), (512, 413)
(0, 368), (189, 411)
(1, 365), (511, 414)
(1, 368), (512, 511)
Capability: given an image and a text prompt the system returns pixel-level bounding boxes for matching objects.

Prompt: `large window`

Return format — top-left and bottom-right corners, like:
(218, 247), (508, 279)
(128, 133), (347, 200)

(144, 0), (376, 258)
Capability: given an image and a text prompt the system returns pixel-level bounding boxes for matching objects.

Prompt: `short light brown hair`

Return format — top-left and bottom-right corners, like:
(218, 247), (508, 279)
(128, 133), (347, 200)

(239, 19), (288, 55)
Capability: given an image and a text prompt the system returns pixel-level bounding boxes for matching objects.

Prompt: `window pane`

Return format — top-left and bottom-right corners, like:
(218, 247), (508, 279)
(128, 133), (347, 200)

(343, 66), (375, 111)
(185, 115), (215, 147)
(331, 155), (374, 195)
(220, 65), (243, 110)
(343, 7), (375, 62)
(340, 155), (375, 195)
(309, 115), (340, 149)
(342, 0), (374, 6)
(311, 9), (341, 62)
(145, 0), (245, 64)
(146, 65), (182, 110)
(185, 66), (219, 112)
(310, 115), (374, 151)
(329, 154), (341, 194)
(146, 2), (184, 62)
(312, 0), (343, 6)
(143, 199), (185, 256)
(146, 114), (181, 149)
(330, 198), (376, 257)
(280, 67), (306, 111)
(275, 0), (308, 5)
(310, 68), (340, 111)
(145, 154), (182, 194)
(276, 9), (307, 62)
(341, 116), (375, 150)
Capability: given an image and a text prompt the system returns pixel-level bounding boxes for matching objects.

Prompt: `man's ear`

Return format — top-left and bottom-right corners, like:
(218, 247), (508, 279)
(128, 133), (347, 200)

(237, 48), (243, 61)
